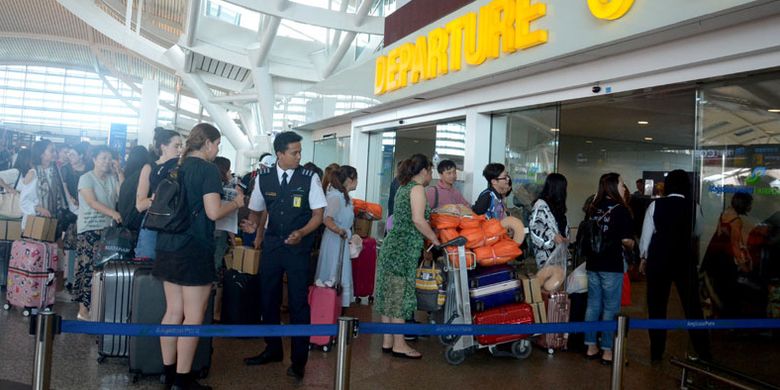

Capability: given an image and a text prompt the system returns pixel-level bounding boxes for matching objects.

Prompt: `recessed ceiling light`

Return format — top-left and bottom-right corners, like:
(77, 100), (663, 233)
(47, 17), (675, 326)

(638, 121), (649, 125)
(769, 109), (780, 113)
(643, 137), (654, 141)
(585, 140), (593, 144)
(550, 128), (559, 132)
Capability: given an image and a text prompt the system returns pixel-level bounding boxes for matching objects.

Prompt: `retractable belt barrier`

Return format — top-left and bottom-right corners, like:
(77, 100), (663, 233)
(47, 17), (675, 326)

(29, 315), (780, 390)
(58, 318), (780, 338)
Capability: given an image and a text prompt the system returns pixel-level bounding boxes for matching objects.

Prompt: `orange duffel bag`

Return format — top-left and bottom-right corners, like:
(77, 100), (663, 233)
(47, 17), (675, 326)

(459, 214), (485, 230)
(460, 227), (486, 249)
(431, 213), (461, 230)
(438, 228), (460, 245)
(352, 199), (383, 220)
(482, 219), (507, 246)
(474, 239), (523, 266)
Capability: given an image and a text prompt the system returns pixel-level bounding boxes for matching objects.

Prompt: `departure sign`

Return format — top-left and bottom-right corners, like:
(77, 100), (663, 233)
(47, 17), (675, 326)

(374, 0), (548, 95)
(587, 0), (634, 20)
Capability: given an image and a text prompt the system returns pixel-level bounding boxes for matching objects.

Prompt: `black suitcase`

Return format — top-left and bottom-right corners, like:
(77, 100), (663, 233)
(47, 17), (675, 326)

(566, 292), (588, 352)
(0, 240), (11, 288)
(221, 269), (262, 324)
(128, 268), (213, 381)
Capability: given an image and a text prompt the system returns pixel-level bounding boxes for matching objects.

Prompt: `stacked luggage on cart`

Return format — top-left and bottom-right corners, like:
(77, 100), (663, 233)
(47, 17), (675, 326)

(430, 206), (535, 365)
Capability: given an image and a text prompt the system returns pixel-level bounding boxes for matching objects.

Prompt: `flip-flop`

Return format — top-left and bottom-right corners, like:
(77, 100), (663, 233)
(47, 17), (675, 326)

(76, 313), (90, 321)
(391, 350), (422, 360)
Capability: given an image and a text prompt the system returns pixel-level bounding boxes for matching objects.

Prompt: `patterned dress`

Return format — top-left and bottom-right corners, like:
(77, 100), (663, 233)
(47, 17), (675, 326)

(374, 181), (430, 319)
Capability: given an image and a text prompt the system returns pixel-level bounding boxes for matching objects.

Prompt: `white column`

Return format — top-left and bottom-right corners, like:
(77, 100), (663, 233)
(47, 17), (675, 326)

(464, 110), (493, 203)
(350, 124), (371, 200)
(138, 79), (159, 150)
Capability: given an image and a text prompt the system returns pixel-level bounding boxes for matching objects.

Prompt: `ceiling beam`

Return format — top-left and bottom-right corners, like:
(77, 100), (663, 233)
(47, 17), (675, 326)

(183, 0), (201, 47)
(250, 16), (281, 67)
(224, 0), (384, 35)
(88, 29), (140, 115)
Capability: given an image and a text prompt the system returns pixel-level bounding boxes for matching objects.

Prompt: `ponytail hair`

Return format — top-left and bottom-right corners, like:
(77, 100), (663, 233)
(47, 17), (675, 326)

(397, 154), (431, 186)
(179, 123), (220, 166)
(322, 163), (340, 192)
(327, 165), (357, 203)
(153, 127), (180, 158)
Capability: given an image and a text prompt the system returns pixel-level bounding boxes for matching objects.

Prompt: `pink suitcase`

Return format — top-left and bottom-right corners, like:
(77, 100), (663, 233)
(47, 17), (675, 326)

(309, 238), (345, 351)
(536, 291), (571, 353)
(352, 237), (376, 302)
(4, 239), (59, 316)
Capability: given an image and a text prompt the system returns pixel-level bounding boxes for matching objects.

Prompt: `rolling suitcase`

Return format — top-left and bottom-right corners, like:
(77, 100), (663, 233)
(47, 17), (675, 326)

(309, 238), (345, 351)
(469, 279), (523, 312)
(472, 302), (534, 345)
(221, 269), (262, 324)
(3, 239), (58, 316)
(468, 264), (515, 288)
(0, 239), (12, 288)
(128, 268), (213, 381)
(352, 237), (376, 303)
(567, 292), (588, 352)
(94, 261), (152, 360)
(537, 291), (571, 353)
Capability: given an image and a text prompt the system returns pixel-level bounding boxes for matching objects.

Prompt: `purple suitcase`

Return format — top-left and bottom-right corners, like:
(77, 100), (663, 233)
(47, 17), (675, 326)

(470, 279), (523, 312)
(468, 265), (515, 288)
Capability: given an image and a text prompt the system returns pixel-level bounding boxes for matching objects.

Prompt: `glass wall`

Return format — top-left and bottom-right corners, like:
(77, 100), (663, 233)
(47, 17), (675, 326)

(364, 118), (466, 236)
(313, 136), (350, 169)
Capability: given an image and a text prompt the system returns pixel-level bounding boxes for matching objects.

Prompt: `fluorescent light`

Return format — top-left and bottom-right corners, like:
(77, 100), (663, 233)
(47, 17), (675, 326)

(637, 121), (649, 125)
(585, 140), (593, 144)
(643, 137), (653, 141)
(550, 128), (559, 132)
(769, 109), (780, 113)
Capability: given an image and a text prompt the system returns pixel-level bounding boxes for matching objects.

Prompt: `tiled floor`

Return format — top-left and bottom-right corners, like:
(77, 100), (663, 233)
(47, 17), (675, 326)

(0, 282), (778, 390)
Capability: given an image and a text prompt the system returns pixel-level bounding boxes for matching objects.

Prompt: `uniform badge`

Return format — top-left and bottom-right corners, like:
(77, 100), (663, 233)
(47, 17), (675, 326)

(293, 195), (302, 208)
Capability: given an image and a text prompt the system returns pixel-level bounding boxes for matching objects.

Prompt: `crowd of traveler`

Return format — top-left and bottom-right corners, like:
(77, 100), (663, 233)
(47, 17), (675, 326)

(4, 122), (774, 388)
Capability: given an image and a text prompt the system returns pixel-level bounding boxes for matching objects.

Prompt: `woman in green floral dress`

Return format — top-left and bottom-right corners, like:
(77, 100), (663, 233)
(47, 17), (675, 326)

(375, 154), (441, 359)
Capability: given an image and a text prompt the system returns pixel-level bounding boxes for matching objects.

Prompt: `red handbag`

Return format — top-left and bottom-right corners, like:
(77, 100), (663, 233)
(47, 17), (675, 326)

(621, 273), (631, 306)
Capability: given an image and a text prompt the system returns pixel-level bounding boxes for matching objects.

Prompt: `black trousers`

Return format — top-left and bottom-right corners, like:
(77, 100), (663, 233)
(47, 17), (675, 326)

(646, 259), (712, 360)
(260, 242), (311, 368)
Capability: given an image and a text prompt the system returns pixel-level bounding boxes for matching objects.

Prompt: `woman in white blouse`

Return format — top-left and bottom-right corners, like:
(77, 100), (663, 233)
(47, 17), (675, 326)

(530, 173), (570, 268)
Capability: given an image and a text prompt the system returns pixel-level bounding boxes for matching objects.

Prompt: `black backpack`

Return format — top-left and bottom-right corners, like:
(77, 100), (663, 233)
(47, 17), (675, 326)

(143, 167), (191, 233)
(576, 205), (619, 261)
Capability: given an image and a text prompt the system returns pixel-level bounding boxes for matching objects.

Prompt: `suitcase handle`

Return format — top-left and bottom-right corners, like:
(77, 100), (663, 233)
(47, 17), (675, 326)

(436, 236), (467, 250)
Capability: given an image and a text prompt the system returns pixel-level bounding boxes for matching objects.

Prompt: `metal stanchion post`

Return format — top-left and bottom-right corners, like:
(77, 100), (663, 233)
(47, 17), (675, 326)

(610, 315), (629, 390)
(334, 317), (358, 390)
(32, 311), (60, 390)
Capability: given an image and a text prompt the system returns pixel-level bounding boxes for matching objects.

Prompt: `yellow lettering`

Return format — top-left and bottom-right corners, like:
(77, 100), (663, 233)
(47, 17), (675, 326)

(463, 12), (486, 66)
(427, 28), (449, 77)
(386, 47), (401, 92)
(497, 0), (516, 54)
(515, 0), (548, 50)
(397, 43), (414, 88)
(374, 55), (387, 95)
(410, 36), (429, 83)
(588, 0), (634, 20)
(445, 16), (465, 72)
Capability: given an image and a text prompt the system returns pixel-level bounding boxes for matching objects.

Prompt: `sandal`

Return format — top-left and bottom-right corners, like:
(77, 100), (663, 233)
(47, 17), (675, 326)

(391, 350), (422, 360)
(77, 313), (90, 321)
(381, 347), (392, 354)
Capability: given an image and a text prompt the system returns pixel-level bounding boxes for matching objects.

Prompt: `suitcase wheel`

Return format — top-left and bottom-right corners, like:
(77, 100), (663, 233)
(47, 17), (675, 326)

(2, 303), (9, 311)
(368, 296), (374, 304)
(512, 340), (532, 360)
(444, 346), (466, 366)
(547, 348), (554, 355)
(22, 308), (31, 317)
(438, 334), (457, 346)
(355, 297), (361, 304)
(322, 345), (331, 353)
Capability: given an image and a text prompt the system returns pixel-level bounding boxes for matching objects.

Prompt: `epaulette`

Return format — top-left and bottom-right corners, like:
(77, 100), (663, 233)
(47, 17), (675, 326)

(301, 169), (313, 177)
(258, 166), (273, 176)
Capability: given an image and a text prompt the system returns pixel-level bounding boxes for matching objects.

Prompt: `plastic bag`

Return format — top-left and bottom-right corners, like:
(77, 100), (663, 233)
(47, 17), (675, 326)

(95, 226), (135, 267)
(566, 262), (588, 294)
(537, 243), (568, 292)
(349, 235), (363, 259)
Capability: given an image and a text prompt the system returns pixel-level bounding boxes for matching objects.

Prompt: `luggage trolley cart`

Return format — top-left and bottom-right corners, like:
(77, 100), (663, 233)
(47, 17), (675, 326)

(436, 237), (532, 365)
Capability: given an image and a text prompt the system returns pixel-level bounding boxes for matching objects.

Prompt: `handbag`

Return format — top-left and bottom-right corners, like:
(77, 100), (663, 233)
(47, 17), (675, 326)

(0, 172), (22, 219)
(621, 272), (631, 306)
(94, 225), (136, 267)
(415, 258), (445, 312)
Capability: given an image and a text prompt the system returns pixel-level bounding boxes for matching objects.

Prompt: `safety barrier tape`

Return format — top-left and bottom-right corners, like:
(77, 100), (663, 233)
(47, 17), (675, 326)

(58, 318), (780, 338)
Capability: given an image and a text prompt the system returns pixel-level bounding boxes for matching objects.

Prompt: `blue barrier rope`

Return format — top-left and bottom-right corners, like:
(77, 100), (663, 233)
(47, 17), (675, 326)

(59, 318), (780, 338)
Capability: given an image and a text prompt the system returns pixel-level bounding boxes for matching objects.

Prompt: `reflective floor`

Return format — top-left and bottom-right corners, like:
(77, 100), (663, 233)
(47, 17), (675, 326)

(0, 281), (778, 390)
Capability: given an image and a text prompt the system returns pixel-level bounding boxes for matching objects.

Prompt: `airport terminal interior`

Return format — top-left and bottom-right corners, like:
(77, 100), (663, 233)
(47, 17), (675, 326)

(1, 0), (779, 389)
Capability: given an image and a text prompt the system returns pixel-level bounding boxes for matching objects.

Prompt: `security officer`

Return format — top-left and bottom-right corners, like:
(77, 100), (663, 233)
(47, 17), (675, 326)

(243, 131), (326, 381)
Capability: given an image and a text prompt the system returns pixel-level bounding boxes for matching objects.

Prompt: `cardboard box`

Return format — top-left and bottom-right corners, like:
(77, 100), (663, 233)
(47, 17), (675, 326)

(353, 217), (373, 238)
(23, 216), (58, 242)
(532, 302), (547, 323)
(0, 219), (22, 241)
(232, 246), (261, 275)
(519, 275), (544, 304)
